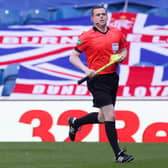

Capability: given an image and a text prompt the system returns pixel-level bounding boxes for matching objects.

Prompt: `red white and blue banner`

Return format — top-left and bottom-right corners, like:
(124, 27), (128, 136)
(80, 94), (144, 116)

(0, 12), (168, 99)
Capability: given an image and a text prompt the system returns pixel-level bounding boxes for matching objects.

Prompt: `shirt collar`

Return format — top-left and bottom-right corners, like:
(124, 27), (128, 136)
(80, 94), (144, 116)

(93, 26), (109, 34)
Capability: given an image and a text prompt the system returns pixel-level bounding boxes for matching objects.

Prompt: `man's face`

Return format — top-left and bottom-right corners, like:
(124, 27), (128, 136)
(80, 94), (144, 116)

(91, 8), (108, 26)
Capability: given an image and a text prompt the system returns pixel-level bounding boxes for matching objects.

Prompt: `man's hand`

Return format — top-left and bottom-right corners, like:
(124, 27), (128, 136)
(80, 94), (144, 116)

(85, 68), (97, 78)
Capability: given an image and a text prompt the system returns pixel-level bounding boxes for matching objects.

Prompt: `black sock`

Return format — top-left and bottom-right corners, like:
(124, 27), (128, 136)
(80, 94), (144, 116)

(74, 112), (99, 128)
(104, 121), (121, 157)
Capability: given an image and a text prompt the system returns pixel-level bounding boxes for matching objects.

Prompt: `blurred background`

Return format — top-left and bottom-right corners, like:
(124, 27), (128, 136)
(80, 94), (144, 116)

(0, 0), (167, 143)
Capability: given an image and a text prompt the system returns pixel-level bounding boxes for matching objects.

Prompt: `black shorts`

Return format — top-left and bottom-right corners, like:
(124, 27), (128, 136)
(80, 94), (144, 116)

(87, 72), (119, 108)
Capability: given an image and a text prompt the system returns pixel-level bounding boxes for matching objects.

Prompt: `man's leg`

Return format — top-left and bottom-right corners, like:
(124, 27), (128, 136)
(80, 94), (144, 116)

(101, 104), (134, 163)
(74, 112), (100, 127)
(68, 112), (100, 141)
(101, 104), (121, 156)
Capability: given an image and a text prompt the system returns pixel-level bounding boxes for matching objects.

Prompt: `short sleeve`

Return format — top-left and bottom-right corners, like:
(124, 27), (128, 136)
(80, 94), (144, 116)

(75, 32), (89, 53)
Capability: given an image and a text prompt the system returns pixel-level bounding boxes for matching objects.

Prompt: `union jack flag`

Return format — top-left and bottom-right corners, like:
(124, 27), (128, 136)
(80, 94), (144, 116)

(0, 12), (167, 99)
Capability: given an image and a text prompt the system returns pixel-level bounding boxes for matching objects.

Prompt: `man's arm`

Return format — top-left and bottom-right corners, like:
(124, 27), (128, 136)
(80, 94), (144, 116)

(118, 48), (127, 62)
(69, 49), (96, 77)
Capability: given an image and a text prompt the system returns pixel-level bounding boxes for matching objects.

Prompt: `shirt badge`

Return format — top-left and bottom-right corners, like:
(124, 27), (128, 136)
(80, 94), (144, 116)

(77, 40), (82, 45)
(112, 43), (119, 53)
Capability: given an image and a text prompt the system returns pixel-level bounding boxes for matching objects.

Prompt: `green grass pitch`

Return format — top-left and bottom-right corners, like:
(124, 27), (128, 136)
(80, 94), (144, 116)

(0, 142), (167, 168)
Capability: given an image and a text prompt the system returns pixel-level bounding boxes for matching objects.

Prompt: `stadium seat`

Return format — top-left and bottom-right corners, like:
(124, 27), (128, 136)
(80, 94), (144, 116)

(83, 8), (94, 16)
(0, 8), (22, 26)
(124, 4), (150, 13)
(47, 8), (62, 21)
(1, 64), (19, 96)
(0, 69), (3, 85)
(107, 4), (121, 13)
(147, 8), (168, 18)
(55, 7), (82, 19)
(23, 8), (51, 24)
(48, 9), (64, 21)
(108, 2), (151, 13)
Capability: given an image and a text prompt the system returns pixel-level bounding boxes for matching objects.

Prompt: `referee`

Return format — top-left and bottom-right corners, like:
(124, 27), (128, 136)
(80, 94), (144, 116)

(68, 5), (134, 163)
